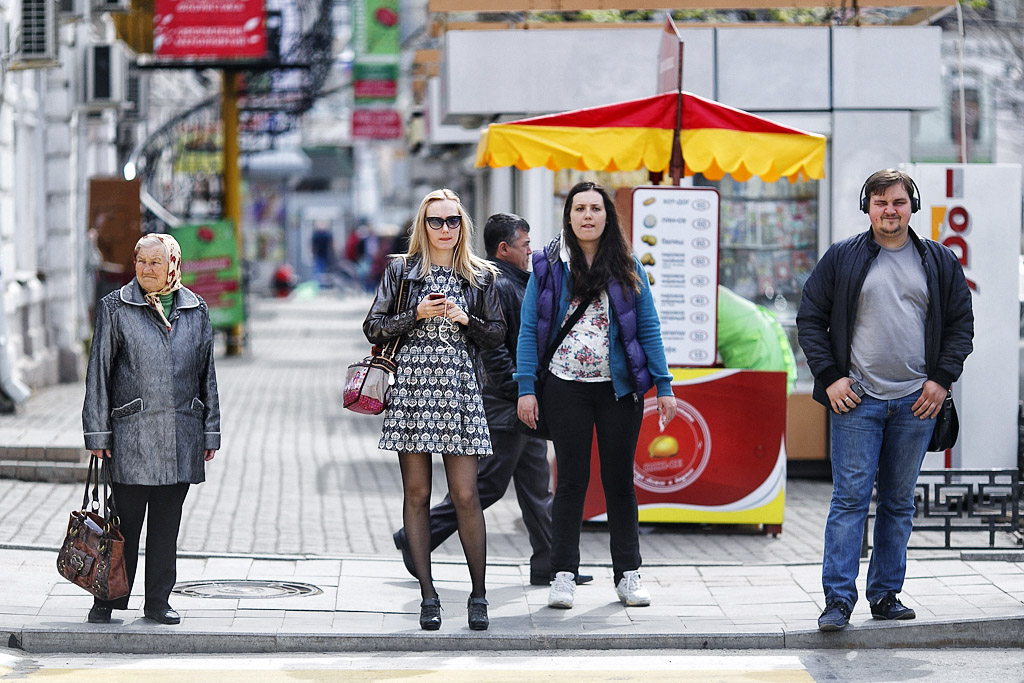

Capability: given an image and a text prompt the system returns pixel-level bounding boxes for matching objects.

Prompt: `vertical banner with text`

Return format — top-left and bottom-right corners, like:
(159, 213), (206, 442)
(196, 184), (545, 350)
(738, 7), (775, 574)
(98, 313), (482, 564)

(173, 222), (245, 329)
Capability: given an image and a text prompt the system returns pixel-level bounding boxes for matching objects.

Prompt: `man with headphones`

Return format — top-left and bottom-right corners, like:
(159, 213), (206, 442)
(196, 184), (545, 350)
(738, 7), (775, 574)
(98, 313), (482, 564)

(797, 168), (974, 631)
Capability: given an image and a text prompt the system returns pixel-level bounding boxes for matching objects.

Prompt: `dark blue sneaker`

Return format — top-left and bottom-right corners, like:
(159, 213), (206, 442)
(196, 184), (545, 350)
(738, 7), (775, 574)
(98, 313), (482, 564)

(870, 593), (916, 620)
(818, 601), (852, 631)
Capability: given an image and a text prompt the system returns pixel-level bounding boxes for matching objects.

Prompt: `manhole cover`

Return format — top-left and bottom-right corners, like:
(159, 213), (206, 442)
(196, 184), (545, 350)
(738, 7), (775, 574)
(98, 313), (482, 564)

(172, 580), (323, 599)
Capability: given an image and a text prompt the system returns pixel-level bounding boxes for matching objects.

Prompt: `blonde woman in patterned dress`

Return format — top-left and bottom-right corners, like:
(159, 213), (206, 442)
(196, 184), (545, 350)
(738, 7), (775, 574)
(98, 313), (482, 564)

(363, 189), (505, 631)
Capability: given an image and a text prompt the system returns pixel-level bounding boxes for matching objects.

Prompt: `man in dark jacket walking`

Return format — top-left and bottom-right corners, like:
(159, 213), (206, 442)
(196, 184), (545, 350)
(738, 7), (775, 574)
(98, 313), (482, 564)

(797, 169), (974, 631)
(393, 213), (591, 586)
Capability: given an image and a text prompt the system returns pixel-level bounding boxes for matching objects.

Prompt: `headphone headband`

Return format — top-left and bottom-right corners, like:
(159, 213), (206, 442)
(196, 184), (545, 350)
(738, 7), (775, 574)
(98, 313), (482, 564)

(860, 174), (921, 214)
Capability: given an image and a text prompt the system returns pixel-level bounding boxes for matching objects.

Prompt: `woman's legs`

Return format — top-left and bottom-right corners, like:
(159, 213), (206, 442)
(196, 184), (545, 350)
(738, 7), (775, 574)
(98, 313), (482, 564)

(143, 483), (190, 610)
(546, 377), (599, 579)
(398, 452), (436, 600)
(442, 453), (486, 598)
(593, 392), (644, 585)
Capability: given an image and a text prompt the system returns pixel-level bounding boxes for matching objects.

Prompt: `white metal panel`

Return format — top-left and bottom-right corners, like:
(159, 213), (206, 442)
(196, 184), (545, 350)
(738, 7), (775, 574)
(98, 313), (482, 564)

(716, 27), (830, 111)
(443, 28), (715, 121)
(829, 110), (912, 246)
(832, 27), (942, 110)
(910, 163), (1022, 470)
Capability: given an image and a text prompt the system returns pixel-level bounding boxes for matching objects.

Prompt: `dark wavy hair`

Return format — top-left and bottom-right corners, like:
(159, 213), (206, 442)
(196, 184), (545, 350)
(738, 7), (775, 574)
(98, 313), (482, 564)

(561, 181), (640, 299)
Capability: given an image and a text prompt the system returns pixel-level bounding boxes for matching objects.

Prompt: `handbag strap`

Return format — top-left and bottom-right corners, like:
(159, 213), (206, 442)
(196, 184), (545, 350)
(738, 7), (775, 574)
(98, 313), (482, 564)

(377, 259), (411, 362)
(82, 453), (99, 511)
(540, 295), (594, 370)
(99, 458), (120, 529)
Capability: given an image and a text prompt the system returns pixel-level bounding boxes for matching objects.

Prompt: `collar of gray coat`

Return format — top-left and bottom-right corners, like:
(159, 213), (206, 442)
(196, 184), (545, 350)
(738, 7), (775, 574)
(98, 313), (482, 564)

(119, 279), (201, 310)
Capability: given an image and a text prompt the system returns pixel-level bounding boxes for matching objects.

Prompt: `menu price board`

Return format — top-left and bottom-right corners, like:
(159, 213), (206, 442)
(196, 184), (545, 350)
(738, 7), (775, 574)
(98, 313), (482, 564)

(631, 186), (719, 367)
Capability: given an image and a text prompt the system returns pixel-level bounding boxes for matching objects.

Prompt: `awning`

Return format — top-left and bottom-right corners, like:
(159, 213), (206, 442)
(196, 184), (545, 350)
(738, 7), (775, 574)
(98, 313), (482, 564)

(475, 91), (826, 183)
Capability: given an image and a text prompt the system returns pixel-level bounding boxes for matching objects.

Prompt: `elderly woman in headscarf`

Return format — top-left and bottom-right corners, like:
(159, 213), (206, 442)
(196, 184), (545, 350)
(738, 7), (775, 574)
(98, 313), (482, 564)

(82, 233), (221, 626)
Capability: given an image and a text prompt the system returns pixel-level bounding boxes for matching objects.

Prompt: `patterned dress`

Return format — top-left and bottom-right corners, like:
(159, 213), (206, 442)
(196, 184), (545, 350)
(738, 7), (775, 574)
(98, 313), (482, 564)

(379, 265), (493, 456)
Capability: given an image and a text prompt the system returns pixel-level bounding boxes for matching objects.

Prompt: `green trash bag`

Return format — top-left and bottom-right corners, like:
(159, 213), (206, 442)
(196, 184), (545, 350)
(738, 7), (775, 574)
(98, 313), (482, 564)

(716, 285), (797, 394)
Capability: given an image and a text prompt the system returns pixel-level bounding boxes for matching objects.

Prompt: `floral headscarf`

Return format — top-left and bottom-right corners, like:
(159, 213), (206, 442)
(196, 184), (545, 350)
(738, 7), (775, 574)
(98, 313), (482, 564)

(134, 233), (182, 331)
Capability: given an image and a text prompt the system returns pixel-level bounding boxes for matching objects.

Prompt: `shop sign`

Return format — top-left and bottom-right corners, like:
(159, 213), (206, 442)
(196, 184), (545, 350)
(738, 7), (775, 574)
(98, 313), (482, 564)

(154, 0), (267, 61)
(353, 62), (398, 102)
(631, 186), (720, 367)
(173, 221), (245, 329)
(352, 109), (403, 140)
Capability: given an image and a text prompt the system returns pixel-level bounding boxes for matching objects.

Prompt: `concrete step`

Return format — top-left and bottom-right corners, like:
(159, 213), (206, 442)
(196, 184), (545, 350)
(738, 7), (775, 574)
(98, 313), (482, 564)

(0, 459), (89, 483)
(0, 445), (85, 462)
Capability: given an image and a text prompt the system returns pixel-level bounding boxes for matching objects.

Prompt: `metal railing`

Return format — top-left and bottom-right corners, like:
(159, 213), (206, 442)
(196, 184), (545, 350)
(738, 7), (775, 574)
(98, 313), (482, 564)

(862, 468), (1021, 555)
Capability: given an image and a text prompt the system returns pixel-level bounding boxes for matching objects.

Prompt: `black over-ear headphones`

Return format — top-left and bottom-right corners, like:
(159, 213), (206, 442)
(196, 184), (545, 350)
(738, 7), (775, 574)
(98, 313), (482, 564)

(860, 175), (921, 214)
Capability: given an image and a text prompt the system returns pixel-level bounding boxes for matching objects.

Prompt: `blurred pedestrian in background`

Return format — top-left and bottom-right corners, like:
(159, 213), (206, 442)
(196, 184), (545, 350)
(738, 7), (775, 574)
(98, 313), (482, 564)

(516, 181), (675, 610)
(82, 233), (221, 626)
(363, 189), (505, 631)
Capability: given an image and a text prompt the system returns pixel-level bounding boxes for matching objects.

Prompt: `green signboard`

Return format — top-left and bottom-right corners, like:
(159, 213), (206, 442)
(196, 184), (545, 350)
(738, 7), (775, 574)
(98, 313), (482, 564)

(354, 0), (400, 57)
(173, 221), (245, 329)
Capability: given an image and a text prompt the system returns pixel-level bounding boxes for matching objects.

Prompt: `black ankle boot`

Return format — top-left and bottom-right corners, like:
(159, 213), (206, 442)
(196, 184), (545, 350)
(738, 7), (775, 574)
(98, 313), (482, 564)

(419, 597), (441, 630)
(467, 596), (488, 631)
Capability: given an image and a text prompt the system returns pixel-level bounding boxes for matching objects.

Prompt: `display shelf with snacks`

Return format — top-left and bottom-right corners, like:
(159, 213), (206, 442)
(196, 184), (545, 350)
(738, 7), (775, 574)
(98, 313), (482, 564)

(694, 174), (820, 388)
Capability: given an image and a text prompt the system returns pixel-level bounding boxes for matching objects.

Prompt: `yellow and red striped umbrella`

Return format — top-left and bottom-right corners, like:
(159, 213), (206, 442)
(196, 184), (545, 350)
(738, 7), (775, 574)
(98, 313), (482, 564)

(475, 91), (826, 183)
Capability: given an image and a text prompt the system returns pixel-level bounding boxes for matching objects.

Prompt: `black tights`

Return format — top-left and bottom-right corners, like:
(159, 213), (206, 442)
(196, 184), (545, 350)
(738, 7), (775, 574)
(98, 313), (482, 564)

(399, 452), (486, 601)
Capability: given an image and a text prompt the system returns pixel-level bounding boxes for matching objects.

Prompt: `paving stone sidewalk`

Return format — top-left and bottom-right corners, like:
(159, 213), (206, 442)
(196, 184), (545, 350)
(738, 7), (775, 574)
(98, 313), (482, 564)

(2, 294), (1023, 653)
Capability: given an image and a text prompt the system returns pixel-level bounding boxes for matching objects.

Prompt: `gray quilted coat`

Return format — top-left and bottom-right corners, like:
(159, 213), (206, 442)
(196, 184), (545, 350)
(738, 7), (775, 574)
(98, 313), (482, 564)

(83, 279), (221, 485)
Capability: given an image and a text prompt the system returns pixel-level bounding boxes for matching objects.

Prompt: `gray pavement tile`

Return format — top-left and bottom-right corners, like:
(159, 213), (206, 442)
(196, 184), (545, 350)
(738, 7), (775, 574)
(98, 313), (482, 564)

(959, 593), (1024, 608)
(706, 584), (812, 605)
(966, 560), (1024, 576)
(179, 609), (236, 618)
(986, 575), (1024, 592)
(332, 612), (386, 631)
(901, 577), (949, 595)
(230, 617), (285, 631)
(294, 559), (343, 577)
(248, 559), (297, 577)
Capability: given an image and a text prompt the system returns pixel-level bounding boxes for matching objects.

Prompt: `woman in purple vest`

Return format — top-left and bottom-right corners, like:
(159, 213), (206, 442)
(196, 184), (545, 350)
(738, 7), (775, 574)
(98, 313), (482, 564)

(515, 181), (676, 610)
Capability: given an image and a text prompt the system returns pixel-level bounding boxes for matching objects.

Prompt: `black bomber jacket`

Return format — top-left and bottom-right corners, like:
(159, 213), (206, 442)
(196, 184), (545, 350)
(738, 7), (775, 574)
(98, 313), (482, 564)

(362, 255), (506, 388)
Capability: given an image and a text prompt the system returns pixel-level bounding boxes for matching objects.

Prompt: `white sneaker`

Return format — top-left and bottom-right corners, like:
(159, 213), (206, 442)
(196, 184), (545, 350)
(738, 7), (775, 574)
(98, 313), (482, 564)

(548, 571), (576, 609)
(615, 570), (651, 607)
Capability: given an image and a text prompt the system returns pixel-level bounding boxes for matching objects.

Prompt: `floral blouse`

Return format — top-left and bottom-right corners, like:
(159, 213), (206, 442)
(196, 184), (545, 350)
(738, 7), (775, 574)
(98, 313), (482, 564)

(549, 291), (611, 382)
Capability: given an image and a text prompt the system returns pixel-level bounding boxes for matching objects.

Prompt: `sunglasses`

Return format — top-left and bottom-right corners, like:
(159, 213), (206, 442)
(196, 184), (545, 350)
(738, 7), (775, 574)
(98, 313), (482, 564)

(426, 215), (462, 230)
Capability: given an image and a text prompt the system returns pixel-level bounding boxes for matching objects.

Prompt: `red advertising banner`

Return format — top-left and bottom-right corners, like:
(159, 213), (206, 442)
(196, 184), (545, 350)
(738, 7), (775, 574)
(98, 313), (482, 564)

(155, 0), (267, 60)
(579, 369), (787, 527)
(352, 109), (403, 140)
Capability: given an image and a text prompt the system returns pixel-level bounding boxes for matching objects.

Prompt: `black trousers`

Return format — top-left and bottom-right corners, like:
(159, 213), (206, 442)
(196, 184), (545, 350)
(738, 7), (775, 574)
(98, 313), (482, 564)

(426, 428), (553, 579)
(544, 376), (644, 585)
(94, 482), (190, 611)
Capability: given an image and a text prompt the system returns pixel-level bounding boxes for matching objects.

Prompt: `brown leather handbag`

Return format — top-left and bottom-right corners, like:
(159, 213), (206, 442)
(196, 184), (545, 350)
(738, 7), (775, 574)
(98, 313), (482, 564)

(56, 455), (130, 601)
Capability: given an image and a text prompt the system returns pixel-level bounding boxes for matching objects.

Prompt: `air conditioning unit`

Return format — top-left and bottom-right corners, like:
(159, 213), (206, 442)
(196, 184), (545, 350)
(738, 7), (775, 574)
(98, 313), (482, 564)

(13, 0), (58, 68)
(91, 0), (129, 13)
(122, 68), (148, 120)
(85, 42), (126, 108)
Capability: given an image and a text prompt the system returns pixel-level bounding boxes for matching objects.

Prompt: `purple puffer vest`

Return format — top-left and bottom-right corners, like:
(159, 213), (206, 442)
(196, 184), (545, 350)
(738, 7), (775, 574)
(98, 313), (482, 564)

(533, 240), (654, 397)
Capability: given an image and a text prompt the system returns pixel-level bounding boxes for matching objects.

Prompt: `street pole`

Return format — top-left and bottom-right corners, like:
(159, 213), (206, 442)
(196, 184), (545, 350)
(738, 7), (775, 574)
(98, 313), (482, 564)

(222, 69), (244, 356)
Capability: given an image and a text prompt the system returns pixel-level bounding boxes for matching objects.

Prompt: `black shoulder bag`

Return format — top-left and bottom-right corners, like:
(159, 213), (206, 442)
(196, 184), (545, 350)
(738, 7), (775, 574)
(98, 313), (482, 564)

(516, 295), (593, 440)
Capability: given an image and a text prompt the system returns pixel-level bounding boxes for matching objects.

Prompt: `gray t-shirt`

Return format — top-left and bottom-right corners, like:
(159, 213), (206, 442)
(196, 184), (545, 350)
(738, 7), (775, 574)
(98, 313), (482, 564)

(849, 239), (929, 400)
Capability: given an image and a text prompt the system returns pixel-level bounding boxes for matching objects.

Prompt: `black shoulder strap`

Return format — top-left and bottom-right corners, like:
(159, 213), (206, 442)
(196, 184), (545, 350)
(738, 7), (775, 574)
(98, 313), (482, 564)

(540, 295), (594, 369)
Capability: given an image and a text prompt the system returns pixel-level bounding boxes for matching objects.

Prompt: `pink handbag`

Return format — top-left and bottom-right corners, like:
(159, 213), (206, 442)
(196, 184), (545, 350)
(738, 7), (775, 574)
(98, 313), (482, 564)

(344, 260), (408, 415)
(343, 354), (397, 415)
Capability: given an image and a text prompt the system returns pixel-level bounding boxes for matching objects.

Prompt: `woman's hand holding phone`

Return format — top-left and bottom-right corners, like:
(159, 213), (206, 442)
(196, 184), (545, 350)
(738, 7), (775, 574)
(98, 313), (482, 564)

(417, 292), (448, 319)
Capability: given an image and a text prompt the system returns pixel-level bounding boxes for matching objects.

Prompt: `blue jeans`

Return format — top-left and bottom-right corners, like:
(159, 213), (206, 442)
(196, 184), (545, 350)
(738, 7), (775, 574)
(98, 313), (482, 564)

(823, 390), (934, 609)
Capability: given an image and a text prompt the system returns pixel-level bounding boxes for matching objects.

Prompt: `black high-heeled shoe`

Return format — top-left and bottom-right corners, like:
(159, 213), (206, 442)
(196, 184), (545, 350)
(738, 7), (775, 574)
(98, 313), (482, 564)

(467, 596), (488, 631)
(419, 597), (442, 631)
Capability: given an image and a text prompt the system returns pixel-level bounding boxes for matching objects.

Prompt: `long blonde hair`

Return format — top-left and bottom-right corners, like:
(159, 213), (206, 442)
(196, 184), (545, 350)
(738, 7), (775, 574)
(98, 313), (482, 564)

(404, 188), (496, 287)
